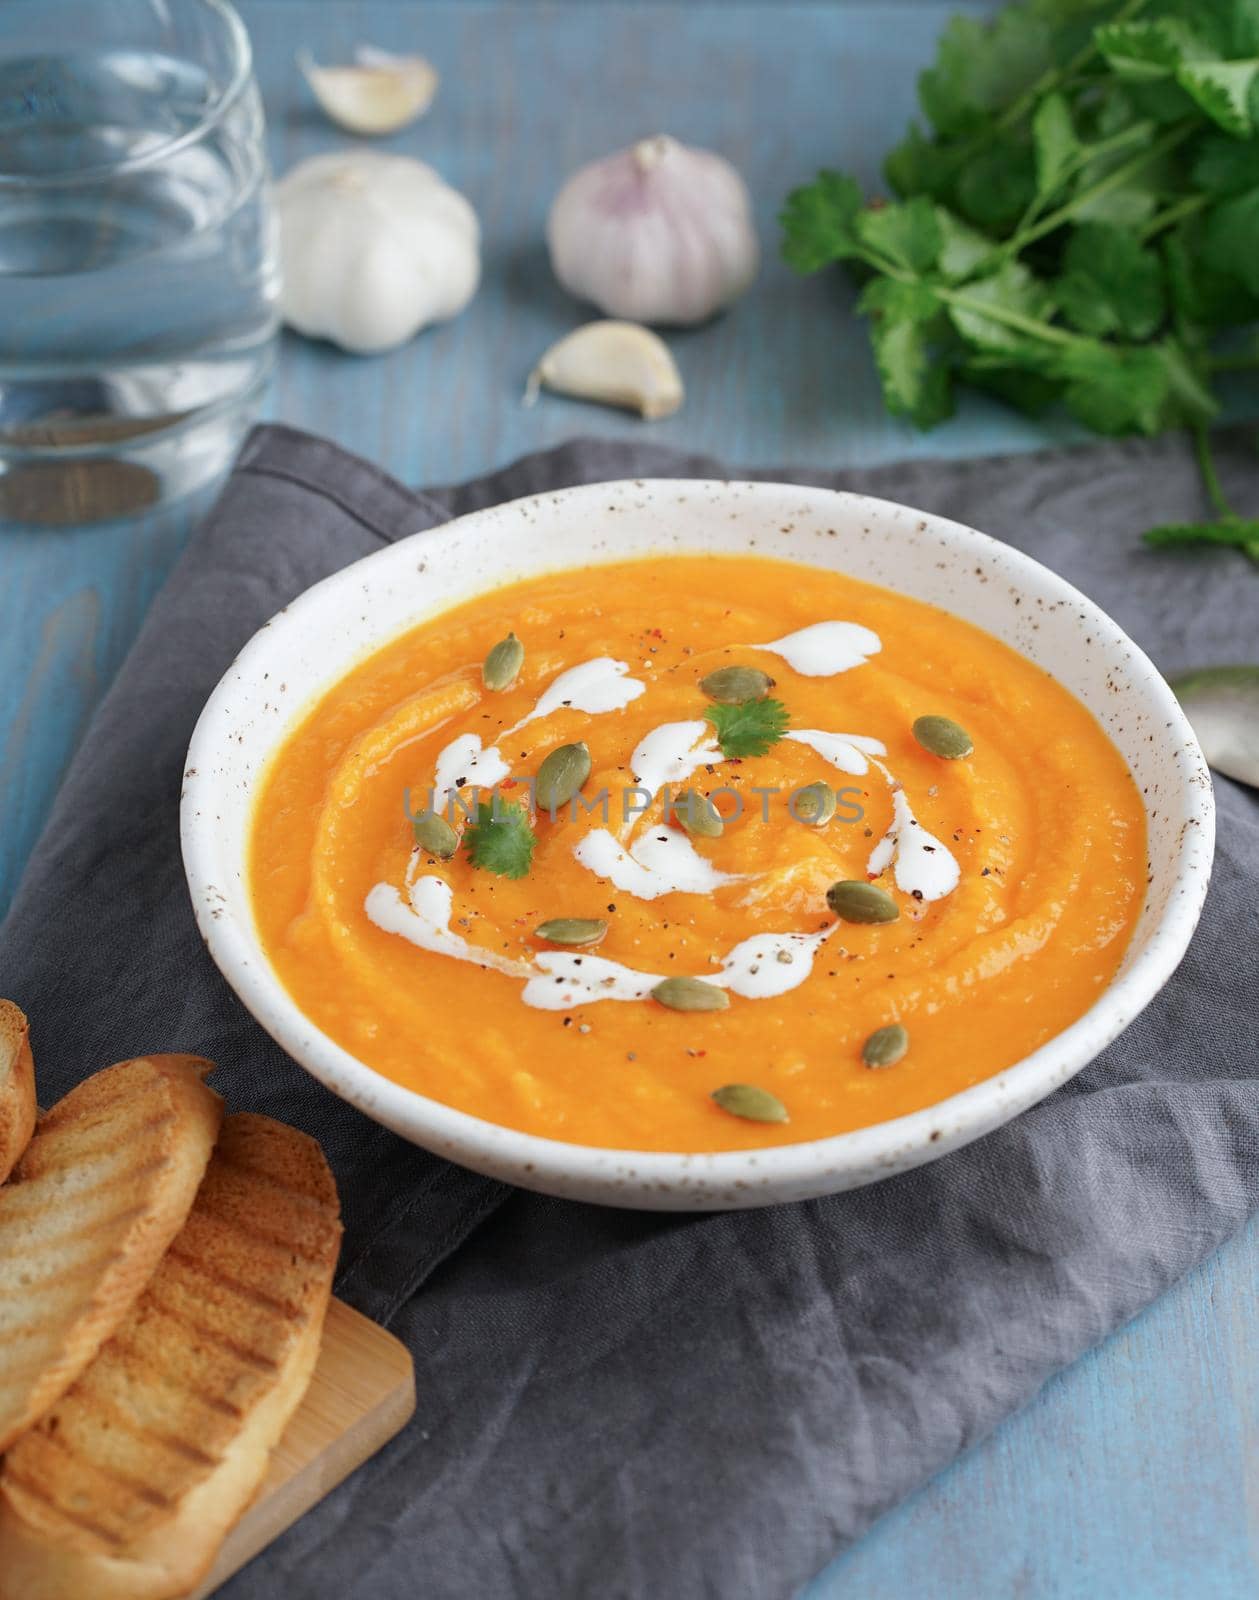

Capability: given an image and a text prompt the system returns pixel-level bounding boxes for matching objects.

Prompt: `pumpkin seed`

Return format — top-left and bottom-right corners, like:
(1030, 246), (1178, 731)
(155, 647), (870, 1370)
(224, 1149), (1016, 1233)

(793, 780), (837, 827)
(535, 741), (592, 813)
(483, 631), (524, 691)
(413, 809), (458, 859)
(652, 976), (730, 1013)
(669, 788), (724, 839)
(711, 1083), (789, 1123)
(912, 714), (973, 760)
(700, 664), (775, 703)
(826, 879), (900, 924)
(535, 917), (608, 948)
(862, 1023), (909, 1069)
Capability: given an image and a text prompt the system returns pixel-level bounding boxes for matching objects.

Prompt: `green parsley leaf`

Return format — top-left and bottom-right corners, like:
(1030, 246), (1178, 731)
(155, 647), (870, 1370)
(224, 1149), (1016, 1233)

(1053, 342), (1171, 435)
(704, 698), (790, 760)
(1144, 518), (1259, 560)
(1032, 91), (1081, 199)
(1202, 186), (1259, 295)
(463, 799), (536, 880)
(962, 362), (1063, 416)
(777, 0), (1259, 561)
(1094, 19), (1202, 81)
(779, 172), (864, 272)
(1177, 59), (1259, 136)
(1165, 221), (1259, 327)
(858, 278), (941, 324)
(946, 262), (1056, 353)
(1055, 222), (1166, 339)
(855, 196), (941, 273)
(918, 11), (1056, 137)
(1192, 134), (1259, 195)
(955, 134), (1037, 230)
(934, 206), (995, 281)
(884, 124), (966, 205)
(872, 318), (955, 428)
(858, 278), (954, 426)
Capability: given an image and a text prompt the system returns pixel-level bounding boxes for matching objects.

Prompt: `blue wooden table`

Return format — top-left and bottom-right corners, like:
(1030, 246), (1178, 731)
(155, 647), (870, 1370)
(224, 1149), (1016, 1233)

(2, 3), (1256, 1595)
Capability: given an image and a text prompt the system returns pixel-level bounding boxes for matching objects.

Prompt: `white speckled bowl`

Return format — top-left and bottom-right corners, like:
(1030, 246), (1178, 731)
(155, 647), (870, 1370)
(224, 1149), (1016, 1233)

(182, 480), (1215, 1209)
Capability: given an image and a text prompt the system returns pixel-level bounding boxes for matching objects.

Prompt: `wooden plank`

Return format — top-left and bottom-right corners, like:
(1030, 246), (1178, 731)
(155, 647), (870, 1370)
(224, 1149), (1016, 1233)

(190, 1298), (415, 1600)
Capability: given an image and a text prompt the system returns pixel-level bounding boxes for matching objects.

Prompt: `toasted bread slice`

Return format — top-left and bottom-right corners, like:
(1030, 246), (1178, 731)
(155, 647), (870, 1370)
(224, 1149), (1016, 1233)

(0, 1113), (342, 1600)
(0, 1055), (222, 1454)
(0, 1001), (36, 1186)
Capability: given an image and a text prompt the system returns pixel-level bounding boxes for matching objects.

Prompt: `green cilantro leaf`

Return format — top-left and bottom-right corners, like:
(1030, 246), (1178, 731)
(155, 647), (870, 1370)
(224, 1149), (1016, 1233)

(1052, 342), (1171, 435)
(962, 362), (1062, 417)
(935, 206), (995, 281)
(1094, 19), (1203, 81)
(855, 197), (941, 273)
(884, 124), (965, 205)
(946, 262), (1056, 353)
(1144, 518), (1259, 560)
(1177, 60), (1259, 136)
(858, 278), (953, 427)
(777, 0), (1259, 563)
(1203, 186), (1259, 294)
(918, 11), (1056, 137)
(955, 134), (1037, 230)
(463, 799), (536, 880)
(1032, 91), (1081, 199)
(1192, 134), (1259, 195)
(1054, 222), (1166, 339)
(779, 172), (864, 272)
(1165, 222), (1259, 328)
(873, 318), (955, 428)
(704, 699), (790, 760)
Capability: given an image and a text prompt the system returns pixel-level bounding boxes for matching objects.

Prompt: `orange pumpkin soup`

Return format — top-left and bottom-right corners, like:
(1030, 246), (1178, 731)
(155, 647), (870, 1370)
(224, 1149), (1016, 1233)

(249, 555), (1146, 1152)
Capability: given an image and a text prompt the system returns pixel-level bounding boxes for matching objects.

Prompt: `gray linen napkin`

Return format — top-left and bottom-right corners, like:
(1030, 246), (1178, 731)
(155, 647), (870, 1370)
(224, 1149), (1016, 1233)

(1, 423), (1256, 1600)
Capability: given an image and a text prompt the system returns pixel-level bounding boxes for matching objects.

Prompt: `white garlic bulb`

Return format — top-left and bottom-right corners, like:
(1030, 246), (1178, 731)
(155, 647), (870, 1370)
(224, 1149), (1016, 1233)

(546, 135), (759, 325)
(275, 151), (479, 354)
(525, 321), (684, 419)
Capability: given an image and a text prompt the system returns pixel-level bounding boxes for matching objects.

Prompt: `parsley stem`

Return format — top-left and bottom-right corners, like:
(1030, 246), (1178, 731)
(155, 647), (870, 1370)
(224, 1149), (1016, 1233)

(1014, 119), (1154, 238)
(998, 120), (1197, 260)
(991, 0), (1150, 135)
(854, 245), (1085, 350)
(1139, 193), (1209, 243)
(1191, 425), (1236, 523)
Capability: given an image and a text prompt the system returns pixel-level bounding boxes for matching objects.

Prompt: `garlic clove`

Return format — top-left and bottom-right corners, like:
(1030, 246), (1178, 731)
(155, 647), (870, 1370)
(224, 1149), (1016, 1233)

(299, 46), (438, 135)
(546, 134), (759, 326)
(525, 321), (684, 419)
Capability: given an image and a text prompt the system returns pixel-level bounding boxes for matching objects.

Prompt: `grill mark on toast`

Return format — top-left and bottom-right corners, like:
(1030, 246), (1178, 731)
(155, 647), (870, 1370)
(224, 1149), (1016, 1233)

(19, 1110), (179, 1173)
(162, 1246), (307, 1320)
(0, 1155), (175, 1227)
(32, 1421), (175, 1509)
(209, 1146), (334, 1213)
(139, 1290), (282, 1374)
(2, 1467), (129, 1548)
(105, 1331), (248, 1421)
(50, 1385), (222, 1471)
(190, 1204), (336, 1267)
(0, 1203), (149, 1265)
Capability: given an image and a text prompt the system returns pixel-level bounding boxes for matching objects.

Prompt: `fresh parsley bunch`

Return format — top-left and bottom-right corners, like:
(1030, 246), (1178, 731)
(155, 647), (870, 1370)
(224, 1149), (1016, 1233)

(781, 0), (1259, 560)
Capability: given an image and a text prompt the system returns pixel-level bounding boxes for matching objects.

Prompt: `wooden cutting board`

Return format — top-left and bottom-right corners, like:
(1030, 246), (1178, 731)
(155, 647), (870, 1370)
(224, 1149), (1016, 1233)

(191, 1298), (416, 1599)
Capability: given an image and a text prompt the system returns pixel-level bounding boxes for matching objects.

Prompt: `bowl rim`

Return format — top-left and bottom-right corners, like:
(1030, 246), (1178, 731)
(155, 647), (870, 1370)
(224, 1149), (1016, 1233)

(181, 478), (1215, 1204)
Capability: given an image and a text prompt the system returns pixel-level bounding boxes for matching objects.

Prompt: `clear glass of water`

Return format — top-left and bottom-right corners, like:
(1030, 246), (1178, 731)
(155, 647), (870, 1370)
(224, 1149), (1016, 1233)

(0, 0), (278, 525)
